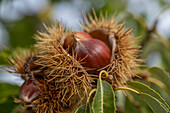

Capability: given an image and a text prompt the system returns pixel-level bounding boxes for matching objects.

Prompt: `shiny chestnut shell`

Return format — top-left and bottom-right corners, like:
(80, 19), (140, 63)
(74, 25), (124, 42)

(75, 38), (111, 70)
(74, 32), (93, 39)
(19, 79), (39, 104)
(63, 32), (92, 53)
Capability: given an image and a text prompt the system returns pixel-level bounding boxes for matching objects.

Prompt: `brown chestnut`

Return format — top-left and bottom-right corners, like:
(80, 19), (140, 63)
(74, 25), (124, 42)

(74, 32), (93, 39)
(63, 32), (92, 53)
(63, 32), (111, 71)
(19, 79), (39, 104)
(74, 38), (111, 70)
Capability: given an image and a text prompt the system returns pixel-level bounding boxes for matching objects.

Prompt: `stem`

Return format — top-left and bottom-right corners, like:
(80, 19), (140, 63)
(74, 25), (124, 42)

(115, 87), (139, 95)
(99, 70), (109, 79)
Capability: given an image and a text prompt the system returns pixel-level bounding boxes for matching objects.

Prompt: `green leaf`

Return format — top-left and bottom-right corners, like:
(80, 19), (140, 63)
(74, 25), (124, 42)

(127, 81), (169, 109)
(92, 79), (116, 113)
(127, 81), (170, 113)
(0, 83), (19, 104)
(140, 93), (169, 113)
(75, 105), (86, 113)
(124, 95), (150, 113)
(148, 67), (170, 89)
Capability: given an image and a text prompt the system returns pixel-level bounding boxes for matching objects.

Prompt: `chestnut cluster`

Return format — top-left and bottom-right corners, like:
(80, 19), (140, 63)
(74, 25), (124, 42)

(18, 31), (112, 108)
(8, 9), (141, 113)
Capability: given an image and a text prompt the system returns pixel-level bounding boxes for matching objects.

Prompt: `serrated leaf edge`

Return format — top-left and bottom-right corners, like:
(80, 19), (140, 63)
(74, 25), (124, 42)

(128, 81), (169, 109)
(140, 92), (169, 113)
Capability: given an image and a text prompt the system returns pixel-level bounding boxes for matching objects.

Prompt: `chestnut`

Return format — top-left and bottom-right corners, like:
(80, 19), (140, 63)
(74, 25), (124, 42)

(19, 79), (39, 104)
(75, 38), (111, 70)
(63, 32), (92, 53)
(63, 32), (111, 71)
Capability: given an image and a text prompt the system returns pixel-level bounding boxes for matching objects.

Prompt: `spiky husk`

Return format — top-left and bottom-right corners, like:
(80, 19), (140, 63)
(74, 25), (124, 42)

(7, 50), (40, 80)
(33, 22), (95, 112)
(5, 9), (143, 113)
(81, 9), (143, 86)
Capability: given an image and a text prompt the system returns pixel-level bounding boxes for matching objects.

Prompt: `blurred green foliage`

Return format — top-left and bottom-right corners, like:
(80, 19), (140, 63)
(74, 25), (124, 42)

(8, 16), (38, 48)
(0, 83), (19, 113)
(0, 48), (13, 64)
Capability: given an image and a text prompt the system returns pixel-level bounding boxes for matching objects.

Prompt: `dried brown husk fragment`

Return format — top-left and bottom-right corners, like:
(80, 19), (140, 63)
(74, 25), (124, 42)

(81, 9), (143, 86)
(7, 50), (41, 80)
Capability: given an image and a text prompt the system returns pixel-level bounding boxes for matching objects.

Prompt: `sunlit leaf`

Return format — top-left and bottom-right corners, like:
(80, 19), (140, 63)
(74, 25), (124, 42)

(92, 79), (116, 113)
(140, 93), (169, 113)
(127, 81), (169, 109)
